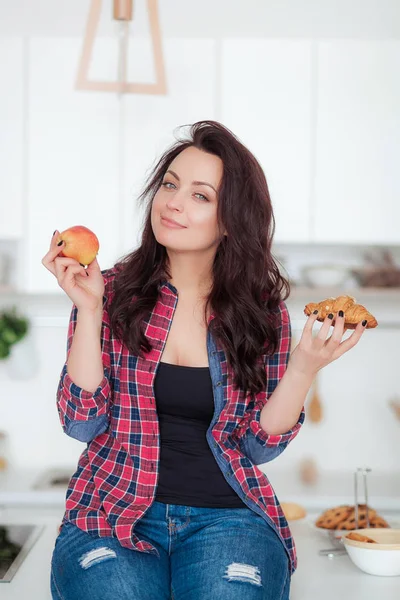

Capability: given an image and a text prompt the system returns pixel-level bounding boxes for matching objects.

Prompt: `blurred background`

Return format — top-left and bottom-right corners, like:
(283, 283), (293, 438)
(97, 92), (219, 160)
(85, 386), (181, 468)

(0, 0), (399, 507)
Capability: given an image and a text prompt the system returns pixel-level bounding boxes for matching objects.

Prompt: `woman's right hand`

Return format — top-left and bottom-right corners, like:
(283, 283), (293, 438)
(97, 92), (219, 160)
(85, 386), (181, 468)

(41, 230), (105, 312)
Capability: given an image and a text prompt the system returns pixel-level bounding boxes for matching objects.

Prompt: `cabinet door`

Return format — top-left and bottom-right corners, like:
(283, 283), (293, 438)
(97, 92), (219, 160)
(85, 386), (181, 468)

(314, 40), (400, 244)
(26, 38), (120, 293)
(121, 39), (217, 253)
(0, 37), (24, 239)
(221, 39), (313, 243)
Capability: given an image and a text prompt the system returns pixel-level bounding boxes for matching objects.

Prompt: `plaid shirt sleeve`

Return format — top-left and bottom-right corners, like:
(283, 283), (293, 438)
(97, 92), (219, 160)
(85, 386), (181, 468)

(234, 300), (305, 465)
(56, 300), (112, 442)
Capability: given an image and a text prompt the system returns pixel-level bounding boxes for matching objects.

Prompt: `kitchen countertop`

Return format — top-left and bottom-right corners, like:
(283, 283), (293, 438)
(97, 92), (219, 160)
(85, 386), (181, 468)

(290, 519), (399, 599)
(0, 505), (399, 599)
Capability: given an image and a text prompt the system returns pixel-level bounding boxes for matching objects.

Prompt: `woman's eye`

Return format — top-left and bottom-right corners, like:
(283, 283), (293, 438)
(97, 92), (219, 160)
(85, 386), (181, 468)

(195, 193), (208, 201)
(161, 182), (207, 201)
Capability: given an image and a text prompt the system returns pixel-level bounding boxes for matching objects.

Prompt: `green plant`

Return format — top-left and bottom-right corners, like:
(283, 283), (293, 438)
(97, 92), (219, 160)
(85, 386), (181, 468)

(0, 307), (30, 360)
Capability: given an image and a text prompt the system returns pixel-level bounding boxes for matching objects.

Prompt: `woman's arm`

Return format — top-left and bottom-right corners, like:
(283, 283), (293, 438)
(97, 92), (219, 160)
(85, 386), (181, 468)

(259, 366), (312, 435)
(233, 301), (305, 465)
(67, 306), (104, 392)
(56, 301), (112, 442)
(233, 299), (367, 465)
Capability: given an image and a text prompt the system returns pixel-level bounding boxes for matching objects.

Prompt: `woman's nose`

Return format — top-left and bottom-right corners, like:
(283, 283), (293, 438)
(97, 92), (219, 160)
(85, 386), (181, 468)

(166, 194), (184, 210)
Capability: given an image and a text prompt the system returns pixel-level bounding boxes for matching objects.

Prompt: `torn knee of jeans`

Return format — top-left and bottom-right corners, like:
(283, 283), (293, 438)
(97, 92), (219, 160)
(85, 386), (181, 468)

(223, 562), (262, 587)
(79, 547), (117, 570)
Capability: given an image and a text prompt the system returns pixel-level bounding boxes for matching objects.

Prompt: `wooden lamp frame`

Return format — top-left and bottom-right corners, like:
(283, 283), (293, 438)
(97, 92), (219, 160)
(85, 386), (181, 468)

(75, 0), (167, 94)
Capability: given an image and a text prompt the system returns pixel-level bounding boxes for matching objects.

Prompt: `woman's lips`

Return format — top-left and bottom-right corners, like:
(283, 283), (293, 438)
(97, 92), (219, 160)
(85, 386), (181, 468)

(161, 217), (186, 229)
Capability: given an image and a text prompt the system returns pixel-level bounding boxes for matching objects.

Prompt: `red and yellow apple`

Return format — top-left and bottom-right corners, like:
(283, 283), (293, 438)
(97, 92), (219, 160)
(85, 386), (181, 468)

(56, 225), (99, 266)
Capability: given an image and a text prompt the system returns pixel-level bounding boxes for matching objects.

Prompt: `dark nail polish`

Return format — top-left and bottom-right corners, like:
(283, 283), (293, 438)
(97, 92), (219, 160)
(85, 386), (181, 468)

(57, 240), (63, 246)
(79, 263), (85, 267)
(338, 310), (344, 317)
(313, 309), (318, 314)
(328, 313), (334, 319)
(362, 319), (367, 326)
(53, 230), (56, 236)
(86, 272), (89, 277)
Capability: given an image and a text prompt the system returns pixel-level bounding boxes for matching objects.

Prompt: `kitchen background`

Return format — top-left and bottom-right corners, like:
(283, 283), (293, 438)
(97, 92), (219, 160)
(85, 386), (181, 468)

(0, 0), (400, 500)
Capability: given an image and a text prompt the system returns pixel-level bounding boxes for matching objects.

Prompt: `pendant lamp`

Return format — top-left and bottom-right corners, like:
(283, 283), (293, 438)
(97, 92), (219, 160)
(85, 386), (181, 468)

(75, 0), (167, 95)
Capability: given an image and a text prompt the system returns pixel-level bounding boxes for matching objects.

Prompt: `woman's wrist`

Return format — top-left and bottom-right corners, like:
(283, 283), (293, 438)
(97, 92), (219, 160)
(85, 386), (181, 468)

(285, 362), (316, 387)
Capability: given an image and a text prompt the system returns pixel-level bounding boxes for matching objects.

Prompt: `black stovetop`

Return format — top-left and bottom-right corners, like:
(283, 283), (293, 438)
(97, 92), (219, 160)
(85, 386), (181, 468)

(0, 524), (43, 583)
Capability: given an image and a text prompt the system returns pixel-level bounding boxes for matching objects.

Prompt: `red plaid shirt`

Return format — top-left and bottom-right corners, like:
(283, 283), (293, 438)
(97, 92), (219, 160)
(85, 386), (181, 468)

(57, 267), (305, 574)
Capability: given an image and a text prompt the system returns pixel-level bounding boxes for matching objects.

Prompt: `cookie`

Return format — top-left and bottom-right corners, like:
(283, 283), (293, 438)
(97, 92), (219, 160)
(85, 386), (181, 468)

(315, 505), (353, 529)
(368, 515), (389, 528)
(346, 532), (377, 543)
(336, 505), (377, 530)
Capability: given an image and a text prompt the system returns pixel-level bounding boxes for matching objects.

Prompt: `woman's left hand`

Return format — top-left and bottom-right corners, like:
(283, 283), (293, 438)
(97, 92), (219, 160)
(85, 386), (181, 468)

(289, 310), (367, 380)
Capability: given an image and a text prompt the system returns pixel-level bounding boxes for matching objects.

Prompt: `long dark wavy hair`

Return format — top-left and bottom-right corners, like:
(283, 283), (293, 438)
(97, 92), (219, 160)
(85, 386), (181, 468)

(108, 120), (290, 400)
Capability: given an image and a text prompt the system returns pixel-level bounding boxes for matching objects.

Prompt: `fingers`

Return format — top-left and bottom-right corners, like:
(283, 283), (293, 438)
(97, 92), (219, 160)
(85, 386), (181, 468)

(331, 320), (367, 360)
(324, 310), (345, 350)
(86, 256), (100, 273)
(41, 230), (65, 276)
(302, 309), (320, 337)
(55, 260), (87, 289)
(301, 309), (339, 348)
(315, 311), (336, 343)
(54, 257), (87, 278)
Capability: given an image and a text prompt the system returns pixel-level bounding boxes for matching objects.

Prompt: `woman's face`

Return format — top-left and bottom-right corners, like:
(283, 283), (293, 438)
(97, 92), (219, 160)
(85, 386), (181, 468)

(151, 146), (225, 252)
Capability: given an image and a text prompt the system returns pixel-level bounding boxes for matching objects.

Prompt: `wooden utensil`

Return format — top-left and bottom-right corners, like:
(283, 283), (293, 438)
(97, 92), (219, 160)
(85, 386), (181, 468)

(389, 397), (400, 421)
(308, 375), (323, 423)
(299, 457), (319, 485)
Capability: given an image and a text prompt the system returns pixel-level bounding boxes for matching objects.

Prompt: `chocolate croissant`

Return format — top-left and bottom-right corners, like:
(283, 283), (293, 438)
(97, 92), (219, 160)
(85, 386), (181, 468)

(304, 295), (378, 329)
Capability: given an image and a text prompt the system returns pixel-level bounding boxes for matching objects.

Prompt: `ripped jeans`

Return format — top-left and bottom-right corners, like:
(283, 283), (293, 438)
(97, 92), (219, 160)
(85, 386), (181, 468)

(50, 501), (290, 600)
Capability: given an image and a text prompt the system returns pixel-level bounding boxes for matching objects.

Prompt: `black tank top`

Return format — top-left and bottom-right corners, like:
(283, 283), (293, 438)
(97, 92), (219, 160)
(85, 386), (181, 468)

(153, 361), (247, 508)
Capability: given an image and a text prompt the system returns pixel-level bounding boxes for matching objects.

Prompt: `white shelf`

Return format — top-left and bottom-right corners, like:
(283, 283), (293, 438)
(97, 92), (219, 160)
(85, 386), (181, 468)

(289, 286), (400, 300)
(287, 286), (400, 329)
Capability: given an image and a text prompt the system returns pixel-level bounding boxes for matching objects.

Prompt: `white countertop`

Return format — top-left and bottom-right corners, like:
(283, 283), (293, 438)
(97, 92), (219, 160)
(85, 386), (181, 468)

(0, 505), (399, 599)
(290, 519), (400, 600)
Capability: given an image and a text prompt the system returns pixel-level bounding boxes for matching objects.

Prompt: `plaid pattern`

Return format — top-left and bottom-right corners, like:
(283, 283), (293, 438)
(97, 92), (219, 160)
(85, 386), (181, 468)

(57, 267), (305, 574)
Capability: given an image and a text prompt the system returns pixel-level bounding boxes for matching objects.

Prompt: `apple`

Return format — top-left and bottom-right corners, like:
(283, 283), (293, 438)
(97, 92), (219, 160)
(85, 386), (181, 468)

(56, 225), (99, 266)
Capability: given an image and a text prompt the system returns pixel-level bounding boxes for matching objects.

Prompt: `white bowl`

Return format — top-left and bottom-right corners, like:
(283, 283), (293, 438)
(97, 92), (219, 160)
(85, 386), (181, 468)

(343, 529), (400, 577)
(302, 264), (350, 287)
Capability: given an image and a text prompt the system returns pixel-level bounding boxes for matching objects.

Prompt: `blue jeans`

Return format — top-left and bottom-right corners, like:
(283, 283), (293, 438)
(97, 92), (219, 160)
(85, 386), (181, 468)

(50, 500), (290, 600)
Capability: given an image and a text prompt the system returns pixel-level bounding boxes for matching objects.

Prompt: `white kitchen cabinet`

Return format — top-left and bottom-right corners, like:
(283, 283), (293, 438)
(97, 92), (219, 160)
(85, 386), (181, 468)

(314, 40), (400, 244)
(26, 38), (120, 293)
(121, 38), (217, 253)
(0, 37), (24, 240)
(221, 39), (313, 243)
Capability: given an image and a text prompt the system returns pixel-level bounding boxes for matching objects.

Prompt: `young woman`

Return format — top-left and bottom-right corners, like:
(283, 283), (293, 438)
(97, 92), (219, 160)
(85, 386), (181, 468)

(42, 121), (367, 600)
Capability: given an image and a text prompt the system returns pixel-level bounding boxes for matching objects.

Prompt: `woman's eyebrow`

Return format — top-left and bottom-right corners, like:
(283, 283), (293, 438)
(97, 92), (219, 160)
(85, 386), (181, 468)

(166, 169), (217, 193)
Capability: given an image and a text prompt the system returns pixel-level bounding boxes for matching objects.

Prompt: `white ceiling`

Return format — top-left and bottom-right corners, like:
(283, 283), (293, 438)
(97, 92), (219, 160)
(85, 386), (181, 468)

(0, 0), (399, 38)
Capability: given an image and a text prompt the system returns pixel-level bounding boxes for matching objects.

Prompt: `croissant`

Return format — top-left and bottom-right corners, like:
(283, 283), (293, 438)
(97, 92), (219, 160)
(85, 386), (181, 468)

(304, 295), (378, 329)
